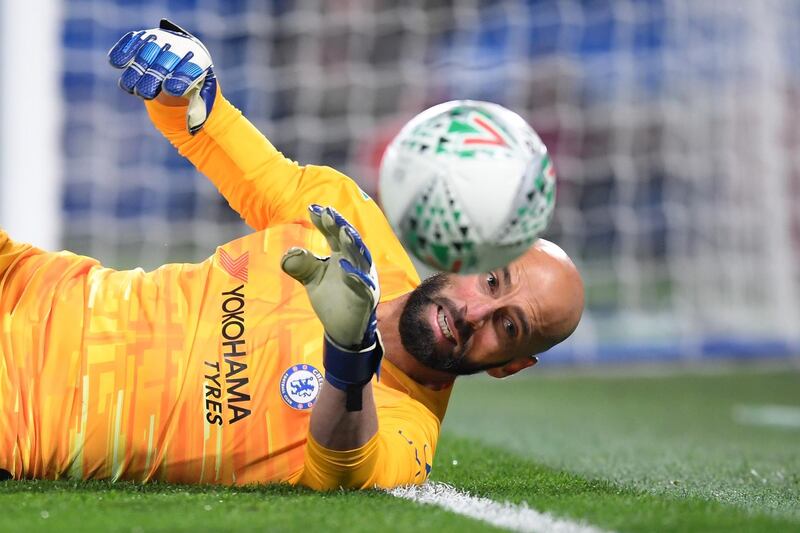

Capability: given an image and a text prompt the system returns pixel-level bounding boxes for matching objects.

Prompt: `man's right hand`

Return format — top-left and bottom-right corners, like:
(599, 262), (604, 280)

(281, 205), (381, 350)
(108, 19), (217, 134)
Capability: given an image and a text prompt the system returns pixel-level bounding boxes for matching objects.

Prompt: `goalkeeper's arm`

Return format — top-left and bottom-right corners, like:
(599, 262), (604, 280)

(109, 20), (372, 232)
(282, 205), (436, 490)
(281, 205), (382, 486)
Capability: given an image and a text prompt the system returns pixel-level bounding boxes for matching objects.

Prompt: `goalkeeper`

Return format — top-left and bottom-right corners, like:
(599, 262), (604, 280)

(0, 21), (584, 490)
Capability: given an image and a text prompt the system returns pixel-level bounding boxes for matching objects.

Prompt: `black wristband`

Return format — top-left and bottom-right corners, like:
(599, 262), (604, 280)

(323, 333), (384, 412)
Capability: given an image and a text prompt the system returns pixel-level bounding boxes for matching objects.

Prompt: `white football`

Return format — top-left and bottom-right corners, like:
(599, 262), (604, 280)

(379, 100), (556, 273)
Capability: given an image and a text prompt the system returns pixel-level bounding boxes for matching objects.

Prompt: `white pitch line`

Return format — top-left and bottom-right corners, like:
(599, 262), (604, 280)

(390, 482), (613, 533)
(732, 404), (800, 430)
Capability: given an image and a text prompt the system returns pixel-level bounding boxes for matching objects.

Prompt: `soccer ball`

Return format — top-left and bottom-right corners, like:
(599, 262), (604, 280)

(379, 100), (556, 273)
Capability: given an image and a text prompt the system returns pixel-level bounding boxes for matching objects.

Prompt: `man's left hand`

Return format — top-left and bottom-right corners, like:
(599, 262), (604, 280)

(108, 19), (217, 134)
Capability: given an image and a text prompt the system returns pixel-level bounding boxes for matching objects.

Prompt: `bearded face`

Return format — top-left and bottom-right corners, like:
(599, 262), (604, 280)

(398, 273), (501, 375)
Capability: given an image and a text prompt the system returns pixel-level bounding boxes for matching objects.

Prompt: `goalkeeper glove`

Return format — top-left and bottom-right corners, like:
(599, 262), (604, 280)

(108, 19), (217, 134)
(281, 205), (382, 411)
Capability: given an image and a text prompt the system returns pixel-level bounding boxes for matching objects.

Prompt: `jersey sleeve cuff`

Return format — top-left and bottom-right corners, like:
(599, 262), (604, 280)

(144, 98), (190, 134)
(300, 432), (380, 490)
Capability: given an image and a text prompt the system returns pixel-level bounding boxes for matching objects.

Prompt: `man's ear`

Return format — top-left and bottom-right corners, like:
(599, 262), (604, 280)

(486, 356), (538, 379)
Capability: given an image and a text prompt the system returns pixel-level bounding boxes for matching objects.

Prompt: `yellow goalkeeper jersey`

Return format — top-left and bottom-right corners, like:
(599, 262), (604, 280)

(0, 95), (450, 490)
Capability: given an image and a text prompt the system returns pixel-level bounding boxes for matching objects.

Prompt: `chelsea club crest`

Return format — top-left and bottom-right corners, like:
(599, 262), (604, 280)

(280, 364), (324, 410)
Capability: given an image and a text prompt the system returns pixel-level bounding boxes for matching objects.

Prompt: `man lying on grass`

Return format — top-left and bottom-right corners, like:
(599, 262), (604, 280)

(0, 21), (583, 490)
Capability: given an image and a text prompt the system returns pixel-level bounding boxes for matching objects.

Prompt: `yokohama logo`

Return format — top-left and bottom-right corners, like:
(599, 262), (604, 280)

(219, 249), (249, 283)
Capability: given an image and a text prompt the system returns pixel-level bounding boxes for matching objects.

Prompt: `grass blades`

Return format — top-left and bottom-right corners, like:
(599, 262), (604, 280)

(433, 434), (800, 533)
(0, 478), (502, 533)
(443, 368), (800, 521)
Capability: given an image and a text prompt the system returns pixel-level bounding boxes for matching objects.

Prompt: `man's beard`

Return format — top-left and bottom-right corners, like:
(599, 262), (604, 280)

(398, 273), (500, 376)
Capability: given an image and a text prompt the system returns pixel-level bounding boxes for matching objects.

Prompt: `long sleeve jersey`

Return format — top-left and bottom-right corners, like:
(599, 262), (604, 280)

(0, 95), (451, 490)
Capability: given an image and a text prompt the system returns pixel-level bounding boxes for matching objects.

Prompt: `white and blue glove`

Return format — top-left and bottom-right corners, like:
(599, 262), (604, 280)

(108, 19), (217, 134)
(281, 205), (382, 411)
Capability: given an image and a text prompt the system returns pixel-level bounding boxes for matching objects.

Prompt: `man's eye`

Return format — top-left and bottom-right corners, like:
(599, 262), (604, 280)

(487, 272), (498, 290)
(504, 318), (517, 338)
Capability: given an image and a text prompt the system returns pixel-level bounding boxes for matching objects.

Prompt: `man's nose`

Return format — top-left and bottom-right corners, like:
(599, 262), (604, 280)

(462, 298), (495, 329)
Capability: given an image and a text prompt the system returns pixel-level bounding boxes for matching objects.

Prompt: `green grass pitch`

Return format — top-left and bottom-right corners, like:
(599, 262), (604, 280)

(2, 368), (798, 532)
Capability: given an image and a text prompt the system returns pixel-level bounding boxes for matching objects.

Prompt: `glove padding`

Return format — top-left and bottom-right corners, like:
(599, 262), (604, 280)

(281, 205), (380, 350)
(108, 19), (217, 134)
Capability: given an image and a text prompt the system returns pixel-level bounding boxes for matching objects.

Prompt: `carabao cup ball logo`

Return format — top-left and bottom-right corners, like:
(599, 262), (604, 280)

(280, 365), (323, 410)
